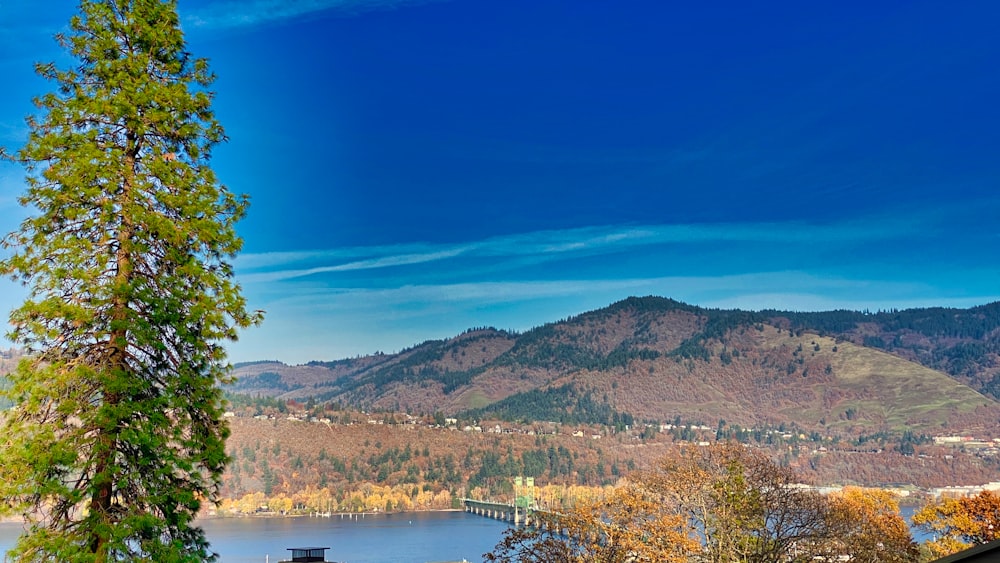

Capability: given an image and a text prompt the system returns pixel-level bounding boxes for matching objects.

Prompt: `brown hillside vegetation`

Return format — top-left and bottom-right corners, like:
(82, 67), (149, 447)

(230, 298), (1000, 437)
(570, 326), (997, 434)
(220, 297), (1000, 511)
(220, 416), (617, 511)
(221, 415), (999, 508)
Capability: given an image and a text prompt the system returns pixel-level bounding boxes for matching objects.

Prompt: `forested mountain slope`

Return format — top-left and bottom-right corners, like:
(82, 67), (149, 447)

(230, 297), (1000, 437)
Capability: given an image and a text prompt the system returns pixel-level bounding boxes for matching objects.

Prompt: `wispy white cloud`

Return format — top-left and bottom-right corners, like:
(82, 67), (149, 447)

(251, 272), (947, 314)
(239, 247), (470, 283)
(227, 269), (1000, 362)
(264, 279), (648, 311)
(228, 213), (995, 362)
(702, 293), (999, 313)
(272, 268), (998, 323)
(182, 0), (441, 30)
(236, 218), (920, 282)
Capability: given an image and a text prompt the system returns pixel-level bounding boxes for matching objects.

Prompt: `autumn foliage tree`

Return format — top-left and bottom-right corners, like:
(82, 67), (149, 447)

(824, 487), (918, 563)
(0, 0), (258, 560)
(914, 490), (1000, 558)
(487, 443), (918, 563)
(485, 482), (696, 563)
(646, 442), (832, 563)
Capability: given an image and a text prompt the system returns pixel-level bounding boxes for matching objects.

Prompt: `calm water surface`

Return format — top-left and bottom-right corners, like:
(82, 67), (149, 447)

(0, 506), (933, 562)
(0, 511), (508, 563)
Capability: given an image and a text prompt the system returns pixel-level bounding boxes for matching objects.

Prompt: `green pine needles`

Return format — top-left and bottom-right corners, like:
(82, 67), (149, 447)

(0, 1), (261, 560)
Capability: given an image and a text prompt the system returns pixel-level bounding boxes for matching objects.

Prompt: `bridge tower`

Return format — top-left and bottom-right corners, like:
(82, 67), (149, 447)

(514, 477), (535, 525)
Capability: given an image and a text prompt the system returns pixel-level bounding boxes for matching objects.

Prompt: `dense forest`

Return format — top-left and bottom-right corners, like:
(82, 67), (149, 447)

(462, 383), (635, 428)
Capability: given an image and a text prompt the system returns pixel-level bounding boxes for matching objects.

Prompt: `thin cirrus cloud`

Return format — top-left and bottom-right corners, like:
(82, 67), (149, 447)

(226, 270), (998, 361)
(228, 211), (996, 362)
(220, 268), (1000, 362)
(702, 292), (998, 314)
(182, 0), (441, 29)
(261, 273), (939, 313)
(264, 278), (660, 311)
(235, 218), (920, 284)
(237, 247), (471, 284)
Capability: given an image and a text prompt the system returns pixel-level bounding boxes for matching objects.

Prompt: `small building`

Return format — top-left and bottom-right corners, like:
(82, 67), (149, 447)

(279, 547), (330, 562)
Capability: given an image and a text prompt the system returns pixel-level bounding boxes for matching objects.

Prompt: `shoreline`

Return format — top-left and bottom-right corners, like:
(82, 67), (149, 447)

(199, 507), (466, 520)
(2, 508), (467, 526)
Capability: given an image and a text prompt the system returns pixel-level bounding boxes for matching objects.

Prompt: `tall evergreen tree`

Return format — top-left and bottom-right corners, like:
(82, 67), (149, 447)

(0, 1), (260, 560)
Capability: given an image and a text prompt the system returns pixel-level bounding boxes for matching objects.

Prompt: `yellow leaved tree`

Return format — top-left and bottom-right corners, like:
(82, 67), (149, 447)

(485, 443), (919, 563)
(485, 481), (696, 563)
(824, 487), (918, 562)
(913, 490), (1000, 558)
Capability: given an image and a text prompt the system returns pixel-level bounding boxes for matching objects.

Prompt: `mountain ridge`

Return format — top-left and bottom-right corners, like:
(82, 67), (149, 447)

(229, 296), (1000, 437)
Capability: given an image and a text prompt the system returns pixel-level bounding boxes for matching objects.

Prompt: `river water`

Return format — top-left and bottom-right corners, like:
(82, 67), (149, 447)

(0, 511), (508, 563)
(0, 506), (932, 562)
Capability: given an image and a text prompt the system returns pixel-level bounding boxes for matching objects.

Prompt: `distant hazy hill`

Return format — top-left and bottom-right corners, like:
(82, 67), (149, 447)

(229, 297), (1000, 437)
(0, 348), (22, 373)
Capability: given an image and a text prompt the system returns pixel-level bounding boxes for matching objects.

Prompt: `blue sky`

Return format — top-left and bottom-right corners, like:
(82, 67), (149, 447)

(2, 0), (1000, 364)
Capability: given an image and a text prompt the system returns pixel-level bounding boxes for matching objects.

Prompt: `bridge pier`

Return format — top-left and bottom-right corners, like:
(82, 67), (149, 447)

(463, 498), (550, 528)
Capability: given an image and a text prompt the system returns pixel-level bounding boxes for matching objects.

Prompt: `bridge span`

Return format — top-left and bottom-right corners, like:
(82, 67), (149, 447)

(462, 498), (547, 526)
